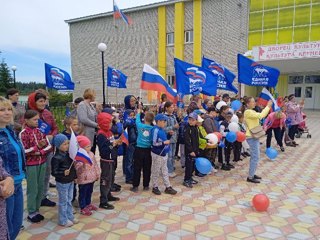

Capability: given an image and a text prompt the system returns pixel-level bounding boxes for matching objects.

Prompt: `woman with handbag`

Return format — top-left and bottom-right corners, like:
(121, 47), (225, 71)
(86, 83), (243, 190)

(244, 97), (272, 184)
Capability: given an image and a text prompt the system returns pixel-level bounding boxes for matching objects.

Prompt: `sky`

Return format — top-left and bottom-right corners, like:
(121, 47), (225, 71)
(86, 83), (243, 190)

(0, 0), (164, 83)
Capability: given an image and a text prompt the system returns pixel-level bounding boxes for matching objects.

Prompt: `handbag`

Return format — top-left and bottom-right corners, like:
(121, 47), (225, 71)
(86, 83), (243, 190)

(249, 125), (266, 139)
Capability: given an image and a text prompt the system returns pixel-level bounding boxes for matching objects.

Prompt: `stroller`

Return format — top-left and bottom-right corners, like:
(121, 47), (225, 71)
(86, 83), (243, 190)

(295, 113), (311, 138)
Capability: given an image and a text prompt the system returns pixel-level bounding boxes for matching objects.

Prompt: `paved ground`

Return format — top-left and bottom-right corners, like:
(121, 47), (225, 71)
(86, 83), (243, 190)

(17, 111), (320, 240)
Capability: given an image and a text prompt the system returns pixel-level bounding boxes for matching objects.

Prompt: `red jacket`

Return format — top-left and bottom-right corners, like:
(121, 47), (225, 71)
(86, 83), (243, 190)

(28, 92), (58, 136)
(19, 126), (52, 166)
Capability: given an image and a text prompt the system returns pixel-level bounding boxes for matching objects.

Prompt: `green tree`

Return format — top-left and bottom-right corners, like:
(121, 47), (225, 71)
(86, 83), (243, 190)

(0, 58), (13, 94)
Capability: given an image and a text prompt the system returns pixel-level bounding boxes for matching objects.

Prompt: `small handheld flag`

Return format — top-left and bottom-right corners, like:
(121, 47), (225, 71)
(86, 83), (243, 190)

(69, 131), (93, 165)
(107, 66), (127, 88)
(258, 88), (280, 111)
(38, 119), (51, 135)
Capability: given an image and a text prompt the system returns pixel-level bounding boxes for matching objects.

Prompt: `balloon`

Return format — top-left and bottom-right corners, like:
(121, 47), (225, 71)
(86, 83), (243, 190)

(216, 101), (227, 110)
(195, 157), (212, 174)
(231, 100), (242, 111)
(236, 131), (246, 142)
(206, 133), (218, 145)
(226, 132), (237, 143)
(231, 114), (239, 123)
(213, 132), (222, 142)
(228, 122), (240, 132)
(219, 140), (225, 148)
(252, 194), (270, 212)
(265, 147), (278, 160)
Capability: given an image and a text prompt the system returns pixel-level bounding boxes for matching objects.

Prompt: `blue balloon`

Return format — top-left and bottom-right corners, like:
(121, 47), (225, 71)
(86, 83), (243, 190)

(219, 141), (225, 148)
(231, 100), (242, 111)
(226, 132), (237, 143)
(195, 157), (212, 174)
(266, 147), (278, 160)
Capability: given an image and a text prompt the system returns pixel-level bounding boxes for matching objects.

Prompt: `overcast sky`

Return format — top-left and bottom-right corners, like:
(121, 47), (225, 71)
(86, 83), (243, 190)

(0, 0), (164, 84)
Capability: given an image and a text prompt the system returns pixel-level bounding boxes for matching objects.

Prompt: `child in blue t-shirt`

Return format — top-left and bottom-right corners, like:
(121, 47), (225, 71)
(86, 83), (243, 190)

(150, 114), (177, 196)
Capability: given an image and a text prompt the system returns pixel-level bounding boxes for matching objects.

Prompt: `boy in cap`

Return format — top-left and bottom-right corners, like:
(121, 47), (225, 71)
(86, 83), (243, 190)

(150, 114), (177, 195)
(183, 112), (199, 188)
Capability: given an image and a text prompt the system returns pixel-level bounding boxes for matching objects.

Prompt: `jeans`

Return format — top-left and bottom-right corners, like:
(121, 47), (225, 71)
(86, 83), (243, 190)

(179, 144), (185, 167)
(125, 144), (135, 182)
(167, 143), (176, 174)
(56, 182), (74, 225)
(266, 127), (283, 148)
(247, 138), (260, 178)
(6, 183), (23, 240)
(78, 183), (94, 210)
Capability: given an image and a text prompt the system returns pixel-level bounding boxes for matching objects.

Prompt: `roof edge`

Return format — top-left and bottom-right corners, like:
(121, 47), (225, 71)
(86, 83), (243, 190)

(65, 0), (189, 24)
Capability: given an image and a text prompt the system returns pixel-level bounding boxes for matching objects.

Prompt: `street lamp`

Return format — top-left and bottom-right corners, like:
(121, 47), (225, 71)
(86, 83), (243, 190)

(11, 66), (17, 88)
(98, 43), (107, 107)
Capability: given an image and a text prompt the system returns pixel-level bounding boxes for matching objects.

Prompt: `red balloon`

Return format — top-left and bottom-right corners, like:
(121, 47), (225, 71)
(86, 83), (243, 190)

(236, 131), (246, 142)
(213, 132), (222, 142)
(252, 194), (270, 212)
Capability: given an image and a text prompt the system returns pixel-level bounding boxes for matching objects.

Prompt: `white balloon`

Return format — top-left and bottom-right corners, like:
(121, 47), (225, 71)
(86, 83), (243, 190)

(228, 122), (240, 132)
(205, 133), (218, 145)
(216, 101), (227, 110)
(231, 114), (239, 123)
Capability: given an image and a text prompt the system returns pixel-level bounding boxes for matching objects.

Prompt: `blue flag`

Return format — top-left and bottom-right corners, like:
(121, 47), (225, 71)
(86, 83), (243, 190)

(45, 63), (74, 90)
(237, 54), (280, 87)
(202, 56), (238, 93)
(38, 119), (51, 135)
(107, 66), (127, 88)
(174, 58), (218, 96)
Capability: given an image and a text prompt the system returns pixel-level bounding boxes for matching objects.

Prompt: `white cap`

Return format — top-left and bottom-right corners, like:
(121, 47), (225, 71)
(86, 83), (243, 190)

(197, 115), (204, 123)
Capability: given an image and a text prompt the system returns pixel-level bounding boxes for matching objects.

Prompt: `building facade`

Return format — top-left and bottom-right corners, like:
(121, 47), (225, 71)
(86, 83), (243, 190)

(66, 0), (248, 104)
(247, 0), (320, 109)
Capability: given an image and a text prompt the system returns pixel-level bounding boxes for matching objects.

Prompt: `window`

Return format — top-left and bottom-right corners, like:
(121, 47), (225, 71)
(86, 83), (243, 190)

(289, 76), (304, 84)
(166, 33), (174, 46)
(305, 75), (320, 84)
(167, 75), (175, 87)
(295, 87), (302, 97)
(185, 30), (194, 43)
(305, 87), (312, 98)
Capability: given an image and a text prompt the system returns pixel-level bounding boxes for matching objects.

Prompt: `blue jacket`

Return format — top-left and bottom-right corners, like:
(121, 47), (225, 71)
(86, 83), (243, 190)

(151, 126), (170, 156)
(0, 126), (26, 178)
(136, 113), (153, 148)
(124, 117), (137, 145)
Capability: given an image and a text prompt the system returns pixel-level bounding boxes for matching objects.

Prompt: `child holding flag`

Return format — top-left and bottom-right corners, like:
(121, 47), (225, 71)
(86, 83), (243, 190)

(51, 134), (77, 227)
(75, 136), (100, 216)
(20, 110), (52, 223)
(150, 114), (177, 195)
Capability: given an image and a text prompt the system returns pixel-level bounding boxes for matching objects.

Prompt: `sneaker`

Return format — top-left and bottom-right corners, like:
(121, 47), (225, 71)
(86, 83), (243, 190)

(108, 195), (120, 201)
(49, 182), (56, 188)
(165, 186), (177, 195)
(152, 187), (161, 195)
(99, 203), (114, 210)
(72, 218), (79, 224)
(143, 186), (150, 191)
(37, 214), (44, 221)
(280, 147), (285, 152)
(27, 214), (42, 223)
(227, 163), (235, 169)
(87, 204), (98, 211)
(183, 181), (193, 188)
(253, 175), (262, 180)
(61, 220), (74, 227)
(292, 141), (299, 146)
(191, 178), (198, 184)
(241, 152), (247, 158)
(244, 152), (251, 157)
(41, 198), (56, 207)
(195, 172), (206, 177)
(111, 186), (121, 192)
(114, 183), (121, 189)
(169, 172), (177, 178)
(130, 186), (139, 193)
(246, 177), (260, 184)
(80, 207), (92, 216)
(221, 164), (231, 171)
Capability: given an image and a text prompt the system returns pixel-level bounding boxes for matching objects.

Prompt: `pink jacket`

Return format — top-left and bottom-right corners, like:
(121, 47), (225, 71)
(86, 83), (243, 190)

(75, 152), (100, 185)
(263, 112), (286, 130)
(285, 101), (303, 125)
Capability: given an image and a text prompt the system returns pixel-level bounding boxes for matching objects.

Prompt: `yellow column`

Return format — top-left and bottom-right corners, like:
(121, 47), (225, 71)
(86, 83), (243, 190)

(276, 75), (288, 97)
(193, 0), (202, 66)
(154, 5), (167, 103)
(174, 2), (185, 59)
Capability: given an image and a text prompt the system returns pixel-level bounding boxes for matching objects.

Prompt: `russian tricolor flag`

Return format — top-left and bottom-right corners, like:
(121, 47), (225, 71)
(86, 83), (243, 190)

(113, 2), (133, 25)
(121, 129), (129, 146)
(258, 88), (280, 112)
(69, 131), (93, 165)
(141, 64), (177, 102)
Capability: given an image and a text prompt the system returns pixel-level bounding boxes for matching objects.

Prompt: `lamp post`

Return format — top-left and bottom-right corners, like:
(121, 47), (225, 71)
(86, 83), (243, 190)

(11, 66), (17, 88)
(98, 43), (107, 107)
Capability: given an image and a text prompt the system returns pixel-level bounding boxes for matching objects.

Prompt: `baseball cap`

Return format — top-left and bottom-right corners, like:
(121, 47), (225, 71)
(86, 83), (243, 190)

(197, 115), (204, 122)
(188, 112), (198, 120)
(155, 113), (168, 122)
